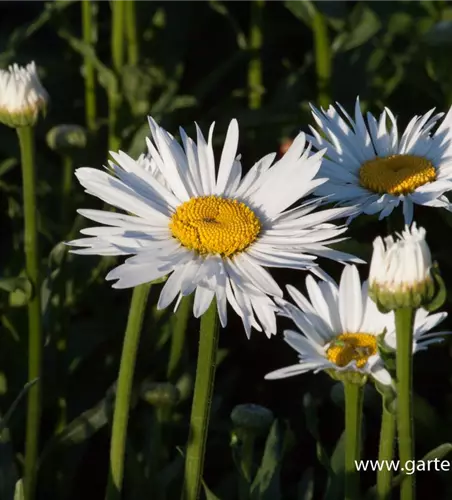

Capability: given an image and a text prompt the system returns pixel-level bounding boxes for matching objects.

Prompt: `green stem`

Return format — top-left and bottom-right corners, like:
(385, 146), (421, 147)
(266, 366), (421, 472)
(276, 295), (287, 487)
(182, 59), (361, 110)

(105, 283), (151, 500)
(312, 9), (332, 108)
(125, 0), (139, 66)
(18, 126), (43, 500)
(377, 405), (396, 500)
(61, 155), (73, 230)
(167, 295), (192, 382)
(182, 299), (220, 500)
(111, 0), (125, 74)
(82, 0), (97, 132)
(344, 382), (364, 500)
(248, 0), (265, 110)
(395, 307), (416, 500)
(108, 91), (121, 152)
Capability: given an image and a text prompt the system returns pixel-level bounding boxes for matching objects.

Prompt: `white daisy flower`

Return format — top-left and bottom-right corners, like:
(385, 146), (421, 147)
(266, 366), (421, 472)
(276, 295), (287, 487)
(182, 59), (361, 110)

(265, 265), (448, 385)
(307, 97), (452, 224)
(68, 117), (361, 337)
(0, 61), (48, 127)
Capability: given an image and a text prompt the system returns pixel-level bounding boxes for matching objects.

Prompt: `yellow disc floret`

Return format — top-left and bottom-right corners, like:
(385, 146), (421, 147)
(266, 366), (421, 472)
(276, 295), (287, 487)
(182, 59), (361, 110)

(359, 154), (436, 195)
(170, 195), (261, 257)
(326, 333), (377, 369)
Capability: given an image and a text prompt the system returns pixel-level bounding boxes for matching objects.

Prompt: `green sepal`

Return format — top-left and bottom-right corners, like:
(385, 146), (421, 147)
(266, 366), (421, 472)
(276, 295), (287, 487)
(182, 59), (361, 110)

(423, 263), (446, 312)
(376, 329), (396, 374)
(326, 369), (368, 386)
(374, 379), (397, 415)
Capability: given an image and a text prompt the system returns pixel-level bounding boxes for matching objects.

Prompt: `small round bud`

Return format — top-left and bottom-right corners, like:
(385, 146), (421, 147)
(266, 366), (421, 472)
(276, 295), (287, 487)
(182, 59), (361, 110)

(230, 404), (274, 436)
(140, 382), (180, 408)
(47, 124), (87, 153)
(0, 61), (48, 128)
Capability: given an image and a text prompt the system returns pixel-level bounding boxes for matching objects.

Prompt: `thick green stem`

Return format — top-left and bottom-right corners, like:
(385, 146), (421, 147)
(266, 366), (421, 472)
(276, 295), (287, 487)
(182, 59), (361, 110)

(344, 382), (364, 500)
(111, 0), (125, 74)
(377, 406), (396, 500)
(248, 0), (264, 110)
(125, 0), (139, 66)
(82, 0), (97, 132)
(182, 300), (220, 500)
(312, 9), (331, 108)
(395, 307), (415, 500)
(167, 295), (192, 382)
(18, 126), (43, 500)
(105, 283), (151, 500)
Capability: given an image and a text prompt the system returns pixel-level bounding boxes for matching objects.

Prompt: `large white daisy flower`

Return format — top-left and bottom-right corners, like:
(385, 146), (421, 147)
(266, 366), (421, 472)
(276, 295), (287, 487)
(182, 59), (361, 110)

(265, 265), (448, 385)
(307, 98), (452, 224)
(68, 118), (360, 338)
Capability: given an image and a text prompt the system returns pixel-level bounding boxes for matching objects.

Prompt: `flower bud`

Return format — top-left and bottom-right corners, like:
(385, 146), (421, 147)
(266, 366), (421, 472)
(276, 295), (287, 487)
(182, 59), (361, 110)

(140, 382), (180, 408)
(230, 403), (274, 436)
(47, 124), (87, 153)
(369, 223), (438, 311)
(0, 61), (48, 127)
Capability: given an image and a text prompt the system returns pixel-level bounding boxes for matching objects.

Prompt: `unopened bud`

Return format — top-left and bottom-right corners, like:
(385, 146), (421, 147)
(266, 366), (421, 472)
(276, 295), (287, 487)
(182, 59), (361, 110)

(230, 404), (274, 436)
(0, 61), (48, 128)
(47, 124), (87, 153)
(368, 223), (443, 311)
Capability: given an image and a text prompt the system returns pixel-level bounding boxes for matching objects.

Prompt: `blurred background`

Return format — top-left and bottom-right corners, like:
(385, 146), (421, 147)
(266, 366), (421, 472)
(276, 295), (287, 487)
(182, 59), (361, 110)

(1, 1), (452, 499)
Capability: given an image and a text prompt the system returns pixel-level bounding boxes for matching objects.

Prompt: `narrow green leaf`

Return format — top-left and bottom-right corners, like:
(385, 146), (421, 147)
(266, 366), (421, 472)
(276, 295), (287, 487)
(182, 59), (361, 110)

(324, 432), (346, 500)
(0, 380), (38, 435)
(39, 388), (115, 468)
(202, 480), (222, 500)
(250, 420), (285, 500)
(14, 479), (24, 500)
(297, 467), (315, 500)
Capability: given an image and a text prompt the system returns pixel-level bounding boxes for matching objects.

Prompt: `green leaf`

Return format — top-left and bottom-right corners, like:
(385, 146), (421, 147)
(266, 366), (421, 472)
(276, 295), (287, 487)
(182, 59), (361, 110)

(208, 1), (247, 49)
(250, 420), (285, 500)
(324, 432), (346, 500)
(390, 443), (452, 489)
(202, 480), (222, 500)
(57, 28), (118, 95)
(302, 394), (330, 471)
(14, 479), (24, 500)
(421, 443), (452, 462)
(423, 263), (447, 313)
(39, 387), (115, 467)
(0, 0), (76, 63)
(297, 467), (315, 500)
(0, 276), (33, 307)
(333, 4), (381, 53)
(0, 158), (17, 178)
(0, 277), (32, 297)
(285, 0), (317, 28)
(0, 380), (38, 435)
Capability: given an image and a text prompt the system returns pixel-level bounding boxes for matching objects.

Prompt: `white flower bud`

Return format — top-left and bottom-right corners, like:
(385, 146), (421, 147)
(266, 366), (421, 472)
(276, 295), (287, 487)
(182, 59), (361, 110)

(369, 223), (434, 310)
(0, 61), (48, 127)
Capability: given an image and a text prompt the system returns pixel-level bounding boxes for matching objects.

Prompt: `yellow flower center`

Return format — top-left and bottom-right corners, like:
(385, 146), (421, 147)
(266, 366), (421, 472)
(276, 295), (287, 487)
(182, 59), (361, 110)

(359, 154), (436, 195)
(170, 195), (261, 256)
(326, 333), (377, 369)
